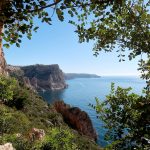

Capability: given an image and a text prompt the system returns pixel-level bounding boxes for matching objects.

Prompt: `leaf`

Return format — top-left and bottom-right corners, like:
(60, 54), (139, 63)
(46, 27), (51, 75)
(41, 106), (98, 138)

(16, 43), (20, 47)
(56, 8), (64, 21)
(3, 44), (10, 49)
(33, 27), (39, 32)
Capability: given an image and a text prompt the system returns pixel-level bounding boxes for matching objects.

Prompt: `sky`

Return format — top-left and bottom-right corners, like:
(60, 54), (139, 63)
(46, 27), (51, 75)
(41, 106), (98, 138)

(4, 13), (141, 76)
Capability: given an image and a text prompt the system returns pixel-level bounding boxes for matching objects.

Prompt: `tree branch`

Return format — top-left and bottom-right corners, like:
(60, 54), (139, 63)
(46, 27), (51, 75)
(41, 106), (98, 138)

(29, 0), (62, 13)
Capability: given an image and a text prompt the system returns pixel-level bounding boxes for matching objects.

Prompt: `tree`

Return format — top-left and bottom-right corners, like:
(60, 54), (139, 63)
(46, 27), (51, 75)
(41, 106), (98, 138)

(90, 83), (150, 149)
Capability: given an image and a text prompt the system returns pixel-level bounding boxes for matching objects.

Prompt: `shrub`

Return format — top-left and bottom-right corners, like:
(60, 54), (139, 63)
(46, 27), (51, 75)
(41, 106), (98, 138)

(34, 127), (78, 150)
(0, 134), (32, 150)
(7, 86), (29, 110)
(0, 105), (31, 135)
(0, 76), (17, 103)
(92, 83), (150, 149)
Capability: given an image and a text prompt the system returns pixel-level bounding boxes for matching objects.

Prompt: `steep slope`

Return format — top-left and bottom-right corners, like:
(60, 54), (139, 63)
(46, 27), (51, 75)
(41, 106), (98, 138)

(0, 77), (101, 150)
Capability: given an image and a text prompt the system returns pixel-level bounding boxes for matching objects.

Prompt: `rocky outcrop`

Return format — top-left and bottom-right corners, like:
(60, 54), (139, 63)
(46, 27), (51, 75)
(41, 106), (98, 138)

(29, 128), (45, 141)
(7, 64), (67, 91)
(0, 143), (15, 150)
(54, 101), (97, 141)
(21, 64), (67, 91)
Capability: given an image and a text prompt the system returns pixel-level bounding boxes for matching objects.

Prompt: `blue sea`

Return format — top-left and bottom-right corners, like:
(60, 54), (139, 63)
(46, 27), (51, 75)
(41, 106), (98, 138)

(39, 76), (146, 147)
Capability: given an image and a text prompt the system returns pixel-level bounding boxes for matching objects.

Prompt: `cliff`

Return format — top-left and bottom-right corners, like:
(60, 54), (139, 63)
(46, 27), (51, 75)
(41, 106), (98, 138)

(54, 101), (97, 141)
(7, 64), (67, 91)
(65, 73), (100, 80)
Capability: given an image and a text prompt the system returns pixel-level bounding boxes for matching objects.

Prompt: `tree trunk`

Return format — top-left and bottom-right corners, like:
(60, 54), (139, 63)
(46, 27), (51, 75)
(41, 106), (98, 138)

(0, 1), (7, 75)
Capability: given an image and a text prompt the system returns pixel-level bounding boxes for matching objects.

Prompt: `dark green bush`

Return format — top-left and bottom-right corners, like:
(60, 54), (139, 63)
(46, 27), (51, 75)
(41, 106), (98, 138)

(6, 86), (28, 110)
(0, 105), (31, 135)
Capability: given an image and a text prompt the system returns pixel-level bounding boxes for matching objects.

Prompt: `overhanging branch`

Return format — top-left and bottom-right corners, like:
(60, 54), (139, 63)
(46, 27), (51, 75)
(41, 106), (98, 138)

(29, 0), (62, 13)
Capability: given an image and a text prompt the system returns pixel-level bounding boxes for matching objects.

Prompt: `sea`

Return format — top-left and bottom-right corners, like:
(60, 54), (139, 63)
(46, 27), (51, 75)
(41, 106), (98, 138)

(39, 76), (146, 147)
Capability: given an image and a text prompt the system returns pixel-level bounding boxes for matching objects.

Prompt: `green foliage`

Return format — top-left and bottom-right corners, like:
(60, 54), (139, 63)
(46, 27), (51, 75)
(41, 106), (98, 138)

(1, 0), (52, 48)
(2, 0), (149, 60)
(0, 76), (17, 103)
(6, 85), (29, 110)
(0, 76), (28, 109)
(0, 134), (32, 150)
(35, 127), (101, 150)
(35, 127), (78, 150)
(91, 83), (150, 149)
(74, 1), (150, 59)
(138, 56), (150, 90)
(1, 0), (79, 48)
(0, 104), (31, 135)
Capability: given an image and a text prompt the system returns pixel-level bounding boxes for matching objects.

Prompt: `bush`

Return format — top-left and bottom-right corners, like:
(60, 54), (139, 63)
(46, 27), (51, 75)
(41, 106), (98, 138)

(0, 76), (29, 110)
(34, 127), (78, 150)
(7, 86), (29, 110)
(0, 134), (32, 150)
(0, 105), (31, 135)
(0, 76), (17, 103)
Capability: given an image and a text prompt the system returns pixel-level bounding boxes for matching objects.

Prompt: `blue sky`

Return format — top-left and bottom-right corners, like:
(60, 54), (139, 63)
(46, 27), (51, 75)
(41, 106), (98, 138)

(4, 14), (140, 76)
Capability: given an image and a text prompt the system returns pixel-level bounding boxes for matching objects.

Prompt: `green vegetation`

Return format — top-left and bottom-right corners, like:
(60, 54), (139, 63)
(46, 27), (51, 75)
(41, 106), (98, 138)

(91, 83), (150, 149)
(0, 76), (100, 150)
(35, 127), (78, 150)
(1, 0), (149, 60)
(0, 76), (17, 103)
(0, 104), (30, 135)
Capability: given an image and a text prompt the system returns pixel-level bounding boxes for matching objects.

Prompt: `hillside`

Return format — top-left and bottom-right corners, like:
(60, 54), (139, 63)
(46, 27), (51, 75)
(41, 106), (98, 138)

(0, 76), (101, 150)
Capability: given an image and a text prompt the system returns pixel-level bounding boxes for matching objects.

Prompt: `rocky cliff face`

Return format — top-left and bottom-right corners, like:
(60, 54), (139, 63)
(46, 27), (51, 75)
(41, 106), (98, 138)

(7, 64), (67, 91)
(54, 101), (97, 141)
(0, 50), (7, 75)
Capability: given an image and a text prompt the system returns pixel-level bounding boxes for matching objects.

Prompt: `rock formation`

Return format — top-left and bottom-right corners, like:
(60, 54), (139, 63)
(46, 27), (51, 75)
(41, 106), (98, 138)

(0, 143), (15, 150)
(0, 49), (7, 75)
(7, 64), (67, 91)
(0, 17), (7, 75)
(29, 128), (45, 141)
(54, 101), (97, 141)
(0, 0), (8, 75)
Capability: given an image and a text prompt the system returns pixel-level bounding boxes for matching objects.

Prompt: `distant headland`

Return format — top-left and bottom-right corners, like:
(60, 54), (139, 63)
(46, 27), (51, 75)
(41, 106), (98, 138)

(65, 73), (101, 80)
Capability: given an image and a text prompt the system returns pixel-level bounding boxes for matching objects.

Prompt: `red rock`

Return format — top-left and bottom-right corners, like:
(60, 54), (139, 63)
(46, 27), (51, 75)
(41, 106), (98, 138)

(54, 101), (97, 141)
